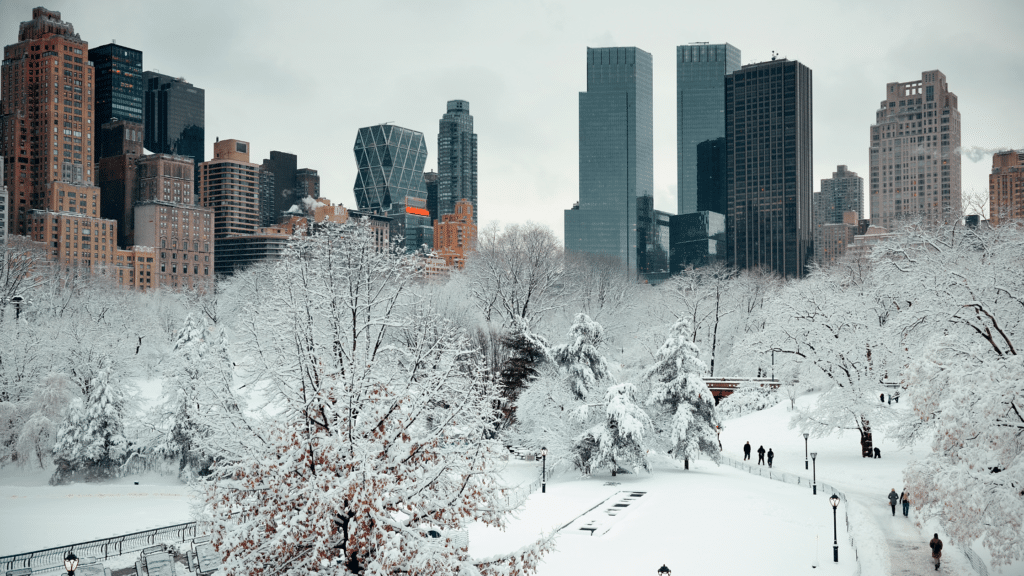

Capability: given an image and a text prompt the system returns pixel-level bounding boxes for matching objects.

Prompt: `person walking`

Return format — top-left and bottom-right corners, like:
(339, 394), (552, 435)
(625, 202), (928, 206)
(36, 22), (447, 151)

(929, 533), (943, 570)
(767, 448), (774, 468)
(887, 488), (899, 516)
(874, 447), (882, 459)
(743, 441), (751, 461)
(757, 445), (766, 465)
(900, 490), (910, 517)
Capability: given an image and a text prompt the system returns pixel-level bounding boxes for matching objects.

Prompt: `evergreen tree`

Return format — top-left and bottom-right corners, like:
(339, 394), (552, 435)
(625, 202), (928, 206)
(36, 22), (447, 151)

(497, 316), (551, 428)
(572, 383), (651, 475)
(552, 313), (609, 400)
(644, 318), (721, 469)
(52, 358), (127, 483)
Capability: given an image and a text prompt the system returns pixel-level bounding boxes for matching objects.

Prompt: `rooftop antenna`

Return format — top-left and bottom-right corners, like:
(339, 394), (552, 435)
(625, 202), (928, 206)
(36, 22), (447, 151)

(771, 51), (777, 61)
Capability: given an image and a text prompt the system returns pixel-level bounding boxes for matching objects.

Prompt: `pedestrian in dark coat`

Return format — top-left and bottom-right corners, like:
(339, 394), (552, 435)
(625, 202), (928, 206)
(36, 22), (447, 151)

(757, 445), (766, 465)
(767, 448), (774, 468)
(900, 490), (910, 517)
(880, 393), (885, 402)
(887, 488), (899, 516)
(743, 441), (751, 461)
(874, 447), (882, 458)
(929, 534), (943, 570)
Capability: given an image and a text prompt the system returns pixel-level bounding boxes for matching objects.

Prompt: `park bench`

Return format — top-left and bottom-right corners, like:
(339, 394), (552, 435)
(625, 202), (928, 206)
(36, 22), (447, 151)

(6, 568), (32, 576)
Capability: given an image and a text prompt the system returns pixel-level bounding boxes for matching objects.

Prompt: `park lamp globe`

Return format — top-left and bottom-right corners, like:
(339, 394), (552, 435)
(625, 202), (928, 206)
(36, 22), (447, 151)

(541, 447), (547, 457)
(830, 494), (840, 509)
(657, 565), (671, 575)
(64, 551), (79, 575)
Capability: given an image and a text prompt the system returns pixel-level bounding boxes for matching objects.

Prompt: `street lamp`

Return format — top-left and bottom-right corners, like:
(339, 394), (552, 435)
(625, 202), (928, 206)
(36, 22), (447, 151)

(657, 565), (671, 575)
(810, 452), (818, 495)
(64, 551), (79, 576)
(11, 295), (24, 320)
(829, 494), (840, 562)
(803, 432), (809, 470)
(541, 447), (547, 494)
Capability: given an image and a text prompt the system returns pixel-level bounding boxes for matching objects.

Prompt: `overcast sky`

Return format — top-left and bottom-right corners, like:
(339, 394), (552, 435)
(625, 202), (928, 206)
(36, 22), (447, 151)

(5, 0), (1022, 238)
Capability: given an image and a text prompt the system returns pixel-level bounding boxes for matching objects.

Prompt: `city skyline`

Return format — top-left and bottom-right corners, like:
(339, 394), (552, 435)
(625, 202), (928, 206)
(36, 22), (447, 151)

(2, 0), (1021, 241)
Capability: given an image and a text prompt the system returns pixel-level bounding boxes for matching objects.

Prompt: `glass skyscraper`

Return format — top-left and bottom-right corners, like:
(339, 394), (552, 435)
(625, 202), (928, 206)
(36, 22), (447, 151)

(353, 124), (433, 251)
(565, 47), (653, 280)
(677, 43), (740, 216)
(143, 71), (204, 193)
(437, 100), (478, 223)
(725, 58), (813, 279)
(89, 43), (143, 127)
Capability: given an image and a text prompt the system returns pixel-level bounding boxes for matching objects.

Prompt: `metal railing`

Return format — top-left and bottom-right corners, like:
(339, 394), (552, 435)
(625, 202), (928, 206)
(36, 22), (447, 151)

(1, 522), (201, 574)
(718, 456), (860, 566)
(957, 542), (989, 576)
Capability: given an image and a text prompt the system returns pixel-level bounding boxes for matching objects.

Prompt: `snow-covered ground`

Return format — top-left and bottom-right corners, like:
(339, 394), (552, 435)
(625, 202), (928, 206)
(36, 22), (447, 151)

(2, 390), (1019, 575)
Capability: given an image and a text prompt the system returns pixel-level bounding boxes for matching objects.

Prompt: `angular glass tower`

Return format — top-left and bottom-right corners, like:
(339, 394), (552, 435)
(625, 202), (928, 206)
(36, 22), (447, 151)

(353, 124), (433, 251)
(438, 100), (478, 223)
(677, 43), (740, 215)
(565, 47), (654, 280)
(143, 71), (204, 192)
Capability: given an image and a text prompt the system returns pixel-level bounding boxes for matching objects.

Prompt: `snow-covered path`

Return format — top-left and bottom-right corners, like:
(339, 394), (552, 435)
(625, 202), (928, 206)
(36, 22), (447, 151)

(718, 396), (988, 576)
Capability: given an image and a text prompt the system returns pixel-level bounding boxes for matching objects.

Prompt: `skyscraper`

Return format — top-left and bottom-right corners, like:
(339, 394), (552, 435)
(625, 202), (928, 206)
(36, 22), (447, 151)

(869, 71), (961, 230)
(294, 168), (320, 203)
(143, 71), (204, 192)
(96, 118), (144, 246)
(423, 170), (439, 223)
(434, 198), (476, 269)
(437, 100), (478, 223)
(677, 43), (740, 215)
(352, 124), (433, 251)
(725, 58), (813, 278)
(88, 43), (143, 145)
(261, 150), (296, 221)
(820, 165), (864, 223)
(2, 7), (120, 271)
(989, 150), (1024, 225)
(565, 47), (654, 279)
(200, 139), (259, 239)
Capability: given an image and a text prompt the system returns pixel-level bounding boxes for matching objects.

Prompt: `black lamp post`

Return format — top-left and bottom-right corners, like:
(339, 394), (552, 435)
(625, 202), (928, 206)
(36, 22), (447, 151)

(64, 551), (79, 576)
(541, 447), (547, 494)
(810, 452), (818, 495)
(803, 432), (809, 470)
(657, 564), (671, 575)
(11, 295), (25, 320)
(829, 494), (840, 562)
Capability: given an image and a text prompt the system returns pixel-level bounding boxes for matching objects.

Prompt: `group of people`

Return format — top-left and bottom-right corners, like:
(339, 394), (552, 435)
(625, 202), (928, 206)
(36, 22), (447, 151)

(888, 489), (942, 570)
(742, 441), (774, 468)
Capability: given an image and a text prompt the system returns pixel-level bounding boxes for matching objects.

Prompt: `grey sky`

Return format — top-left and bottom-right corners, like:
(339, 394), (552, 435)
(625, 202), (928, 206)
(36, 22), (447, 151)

(5, 0), (1022, 238)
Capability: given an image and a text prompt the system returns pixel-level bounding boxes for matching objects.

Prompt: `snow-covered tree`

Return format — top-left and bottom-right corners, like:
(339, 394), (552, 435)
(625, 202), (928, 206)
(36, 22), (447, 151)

(551, 313), (609, 400)
(644, 319), (721, 469)
(14, 373), (75, 467)
(496, 316), (551, 429)
(201, 221), (553, 576)
(572, 383), (651, 475)
(51, 358), (127, 483)
(717, 382), (780, 420)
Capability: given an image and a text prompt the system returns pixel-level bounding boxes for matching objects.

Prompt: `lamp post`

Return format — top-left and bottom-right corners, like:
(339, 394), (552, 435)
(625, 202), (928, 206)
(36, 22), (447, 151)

(803, 432), (809, 470)
(810, 452), (818, 495)
(829, 494), (840, 562)
(541, 447), (547, 494)
(657, 565), (671, 575)
(64, 551), (79, 576)
(11, 295), (24, 320)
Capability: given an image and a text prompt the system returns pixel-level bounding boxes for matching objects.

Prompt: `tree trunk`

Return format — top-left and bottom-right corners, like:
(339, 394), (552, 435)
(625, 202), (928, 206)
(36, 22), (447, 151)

(684, 458), (689, 470)
(860, 417), (873, 458)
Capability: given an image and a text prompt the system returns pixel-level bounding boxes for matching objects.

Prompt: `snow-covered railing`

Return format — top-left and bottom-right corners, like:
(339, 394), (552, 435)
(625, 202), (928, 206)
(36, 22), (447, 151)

(0, 521), (200, 574)
(957, 542), (989, 576)
(718, 456), (861, 568)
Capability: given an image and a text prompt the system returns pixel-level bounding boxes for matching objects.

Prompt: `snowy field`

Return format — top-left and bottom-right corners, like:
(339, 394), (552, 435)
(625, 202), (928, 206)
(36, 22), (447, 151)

(3, 391), (1020, 576)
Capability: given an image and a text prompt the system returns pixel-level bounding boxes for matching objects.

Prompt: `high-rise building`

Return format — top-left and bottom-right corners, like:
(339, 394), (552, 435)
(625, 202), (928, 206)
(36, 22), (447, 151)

(433, 198), (476, 269)
(669, 211), (726, 273)
(818, 210), (859, 266)
(725, 58), (813, 279)
(143, 71), (204, 192)
(565, 47), (654, 279)
(423, 170), (439, 224)
(135, 153), (213, 291)
(677, 43), (740, 216)
(869, 71), (961, 230)
(88, 42), (143, 156)
(258, 163), (276, 227)
(200, 139), (259, 239)
(1, 158), (7, 244)
(352, 124), (433, 251)
(988, 150), (1023, 226)
(2, 8), (121, 272)
(813, 165), (863, 263)
(261, 150), (296, 221)
(437, 100), (478, 223)
(294, 168), (320, 203)
(96, 118), (144, 246)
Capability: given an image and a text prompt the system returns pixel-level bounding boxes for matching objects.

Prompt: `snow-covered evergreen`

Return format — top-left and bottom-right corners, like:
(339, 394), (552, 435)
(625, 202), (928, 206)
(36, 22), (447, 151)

(572, 383), (651, 475)
(51, 358), (127, 483)
(644, 318), (721, 468)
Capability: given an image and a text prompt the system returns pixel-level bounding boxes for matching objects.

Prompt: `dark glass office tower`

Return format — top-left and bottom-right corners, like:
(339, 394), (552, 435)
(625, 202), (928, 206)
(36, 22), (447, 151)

(725, 58), (813, 279)
(677, 43), (740, 215)
(89, 43), (143, 125)
(437, 100), (478, 223)
(565, 47), (654, 280)
(262, 150), (297, 220)
(353, 124), (433, 251)
(143, 71), (204, 193)
(696, 136), (727, 214)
